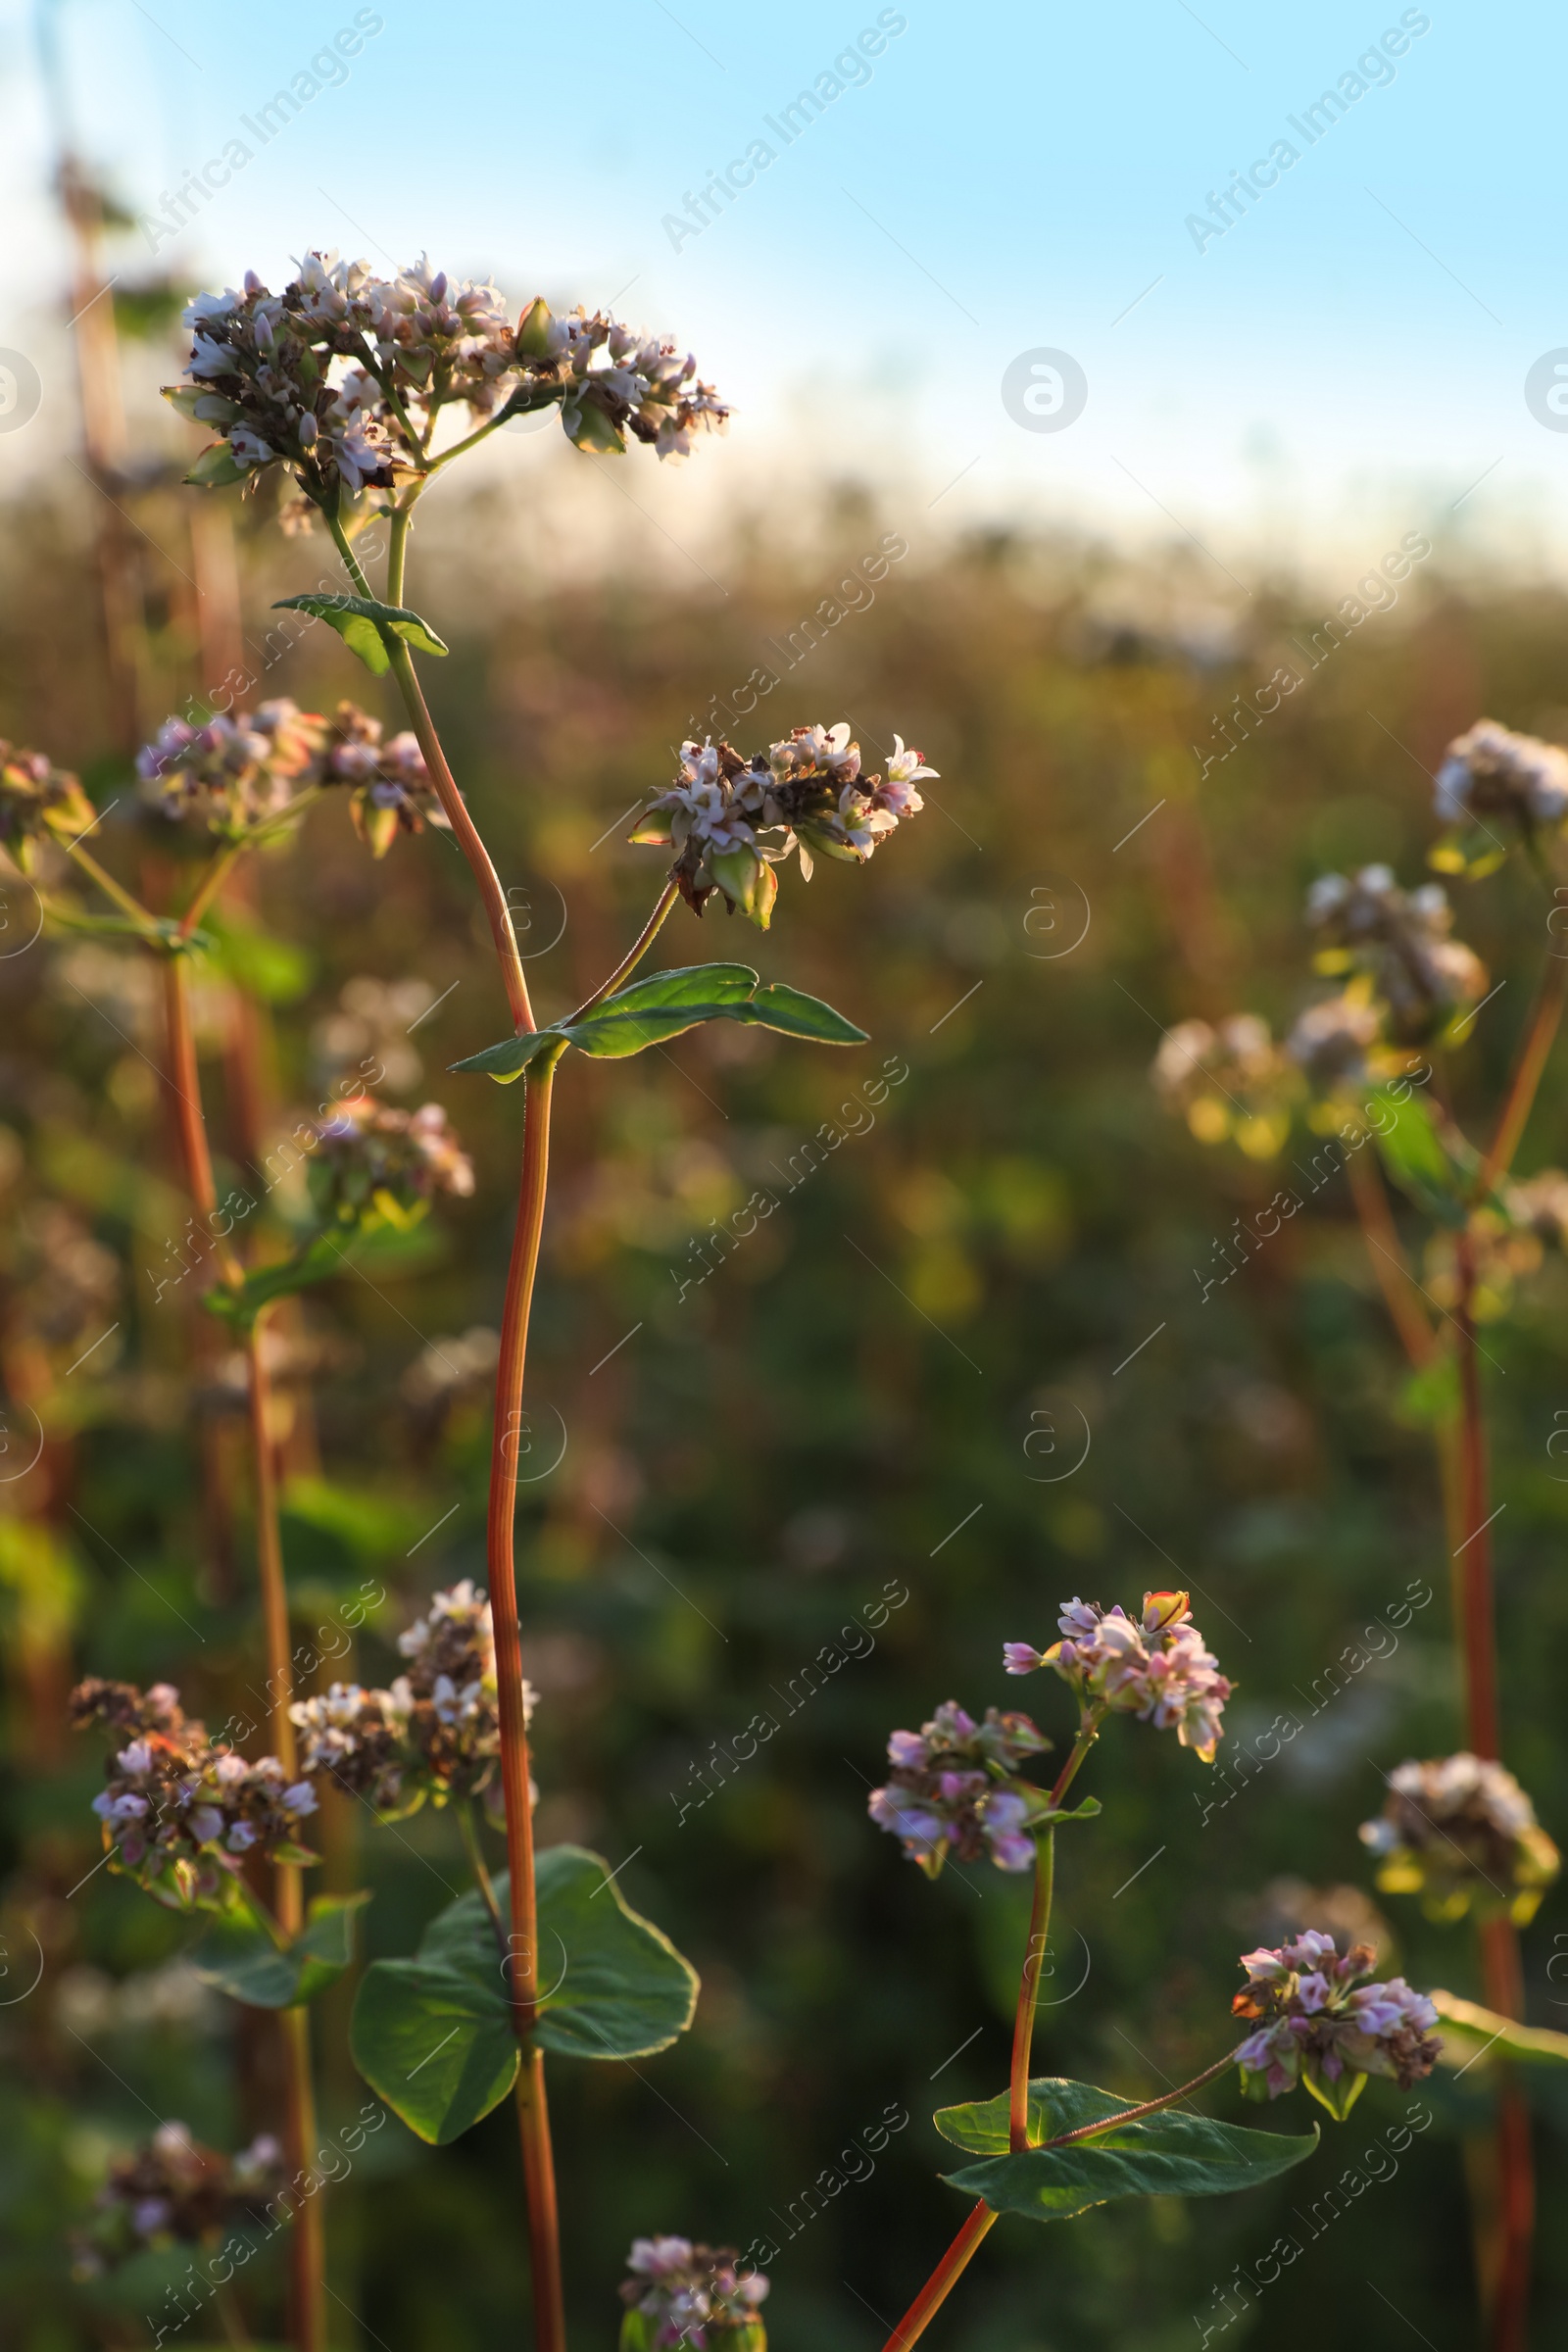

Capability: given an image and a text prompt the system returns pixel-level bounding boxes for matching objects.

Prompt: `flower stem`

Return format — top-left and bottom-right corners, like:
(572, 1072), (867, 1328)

(1008, 1830), (1054, 2151)
(178, 839), (246, 940)
(64, 840), (162, 933)
(1452, 1232), (1500, 1762)
(1475, 949), (1568, 1200)
(568, 881), (679, 1020)
(1048, 1714), (1102, 1809)
(488, 1054), (567, 2352)
(161, 956), (243, 1291)
(279, 2003), (326, 2352)
(1039, 2052), (1235, 2148)
(877, 2202), (998, 2352)
(1479, 1916), (1534, 2352)
(1344, 1145), (1435, 1369)
(460, 1796), (508, 1957)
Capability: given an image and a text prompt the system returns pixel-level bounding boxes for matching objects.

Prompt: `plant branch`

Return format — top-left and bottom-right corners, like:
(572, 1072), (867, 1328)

(1344, 1146), (1436, 1368)
(1048, 1712), (1103, 1809)
(178, 840), (246, 940)
(162, 957), (244, 1291)
(1476, 951), (1568, 1199)
(63, 840), (161, 932)
(878, 2203), (998, 2351)
(1040, 2052), (1236, 2148)
(1453, 1232), (1501, 1761)
(1008, 1829), (1054, 2151)
(460, 1797), (508, 1958)
(569, 881), (679, 1021)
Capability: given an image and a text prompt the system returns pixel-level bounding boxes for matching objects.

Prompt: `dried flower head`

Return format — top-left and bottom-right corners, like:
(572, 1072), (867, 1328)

(867, 1700), (1052, 1878)
(1306, 866), (1486, 1043)
(72, 1678), (318, 1908)
(0, 741), (98, 874)
(1231, 1932), (1441, 2120)
(1359, 1752), (1561, 1926)
(136, 700), (327, 836)
(1433, 718), (1568, 844)
(1004, 1592), (1231, 1763)
(631, 726), (933, 928)
(1149, 1013), (1294, 1157)
(618, 2236), (768, 2350)
(168, 257), (727, 503)
(306, 1094), (474, 1231)
(289, 1580), (532, 1818)
(74, 2123), (286, 2274)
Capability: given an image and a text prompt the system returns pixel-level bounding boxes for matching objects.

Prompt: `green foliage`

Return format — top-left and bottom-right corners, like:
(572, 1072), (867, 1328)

(270, 595), (450, 676)
(935, 2077), (1318, 2221)
(1368, 1087), (1467, 1223)
(350, 1848), (699, 2142)
(192, 1890), (371, 2008)
(451, 964), (867, 1082)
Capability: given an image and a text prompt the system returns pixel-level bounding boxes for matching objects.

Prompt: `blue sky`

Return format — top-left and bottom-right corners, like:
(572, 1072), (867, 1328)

(4, 0), (1568, 575)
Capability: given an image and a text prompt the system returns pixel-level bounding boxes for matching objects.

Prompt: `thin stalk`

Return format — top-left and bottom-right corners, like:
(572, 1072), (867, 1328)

(487, 1054), (567, 2352)
(1048, 1714), (1103, 1809)
(568, 881), (679, 1020)
(213, 2280), (254, 2352)
(1475, 951), (1568, 1200)
(64, 839), (162, 933)
(460, 1797), (508, 1956)
(178, 839), (247, 939)
(1008, 1830), (1054, 2150)
(1480, 1916), (1533, 2352)
(162, 957), (244, 1291)
(1039, 2052), (1235, 2148)
(1452, 1233), (1500, 1762)
(878, 2204), (998, 2351)
(1345, 1146), (1436, 1369)
(247, 1315), (324, 2352)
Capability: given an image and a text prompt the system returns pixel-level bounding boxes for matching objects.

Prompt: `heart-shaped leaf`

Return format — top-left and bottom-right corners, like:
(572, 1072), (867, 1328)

(935, 2077), (1317, 2222)
(1433, 1989), (1568, 2069)
(449, 965), (867, 1082)
(271, 595), (449, 678)
(349, 1846), (699, 2142)
(192, 1890), (370, 2009)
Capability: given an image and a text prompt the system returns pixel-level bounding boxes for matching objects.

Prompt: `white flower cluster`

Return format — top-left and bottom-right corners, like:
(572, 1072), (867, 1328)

(1435, 718), (1568, 834)
(289, 1581), (532, 1818)
(137, 700), (325, 832)
(634, 724), (934, 927)
(1306, 864), (1486, 1041)
(1359, 1750), (1560, 1924)
(169, 254), (729, 500)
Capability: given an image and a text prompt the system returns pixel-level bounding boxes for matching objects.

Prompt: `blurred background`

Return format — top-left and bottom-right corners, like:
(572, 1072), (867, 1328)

(3, 2), (1568, 2347)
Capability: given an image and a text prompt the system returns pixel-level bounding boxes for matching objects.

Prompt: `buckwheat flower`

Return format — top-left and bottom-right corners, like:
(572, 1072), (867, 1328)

(632, 722), (932, 926)
(867, 1701), (1052, 1879)
(290, 1581), (533, 1819)
(1231, 1934), (1441, 2119)
(1306, 866), (1487, 1043)
(74, 2124), (288, 2274)
(72, 1678), (319, 1906)
(304, 1093), (474, 1231)
(1149, 1013), (1295, 1156)
(320, 702), (450, 857)
(618, 2236), (768, 2350)
(1507, 1167), (1568, 1251)
(1434, 718), (1568, 838)
(0, 741), (99, 875)
(1006, 1592), (1232, 1763)
(136, 700), (327, 836)
(1285, 991), (1385, 1092)
(1359, 1752), (1561, 1926)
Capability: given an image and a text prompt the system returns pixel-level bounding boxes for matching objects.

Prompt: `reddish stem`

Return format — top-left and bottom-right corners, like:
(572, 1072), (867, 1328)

(1453, 1233), (1500, 1762)
(486, 1056), (566, 2352)
(1475, 951), (1568, 1200)
(1039, 2052), (1234, 2149)
(878, 2203), (998, 2351)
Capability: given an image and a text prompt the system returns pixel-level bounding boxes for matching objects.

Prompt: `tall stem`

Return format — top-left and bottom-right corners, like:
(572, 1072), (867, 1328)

(162, 956), (243, 1291)
(488, 1056), (566, 2352)
(1345, 1146), (1435, 1368)
(878, 2203), (998, 2352)
(1008, 1832), (1054, 2151)
(1475, 951), (1568, 1200)
(247, 1316), (324, 2352)
(1453, 1234), (1500, 1763)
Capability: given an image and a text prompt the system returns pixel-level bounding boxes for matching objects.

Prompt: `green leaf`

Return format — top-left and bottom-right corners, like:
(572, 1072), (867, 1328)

(1433, 1989), (1568, 2069)
(270, 595), (450, 678)
(935, 2077), (1318, 2223)
(205, 909), (314, 1005)
(184, 442), (247, 488)
(350, 1847), (699, 2142)
(204, 1233), (347, 1329)
(446, 1026), (571, 1084)
(566, 398), (626, 456)
(1367, 1090), (1464, 1222)
(449, 965), (868, 1082)
(192, 1891), (370, 2008)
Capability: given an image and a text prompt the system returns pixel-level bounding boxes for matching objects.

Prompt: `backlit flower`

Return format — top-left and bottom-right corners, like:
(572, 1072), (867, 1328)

(1005, 1592), (1231, 1762)
(1231, 1933), (1441, 2120)
(1359, 1753), (1560, 1926)
(1306, 866), (1486, 1043)
(1434, 718), (1568, 836)
(867, 1700), (1052, 1878)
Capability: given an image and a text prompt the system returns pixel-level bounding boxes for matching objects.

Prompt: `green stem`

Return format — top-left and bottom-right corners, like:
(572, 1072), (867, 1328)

(1008, 1830), (1054, 2150)
(64, 840), (161, 933)
(460, 1797), (508, 1959)
(178, 839), (246, 939)
(569, 881), (679, 1020)
(1048, 1711), (1103, 1809)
